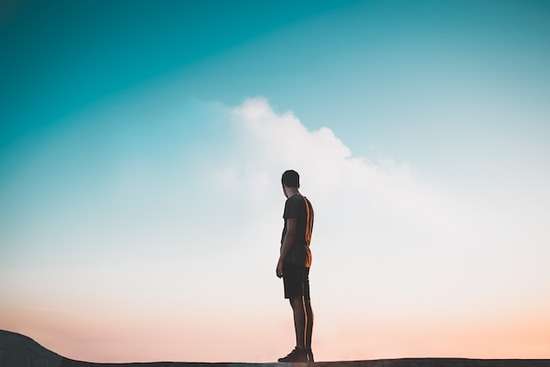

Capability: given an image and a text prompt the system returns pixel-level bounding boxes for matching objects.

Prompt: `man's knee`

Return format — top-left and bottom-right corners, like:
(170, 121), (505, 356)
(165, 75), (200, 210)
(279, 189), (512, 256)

(290, 296), (303, 308)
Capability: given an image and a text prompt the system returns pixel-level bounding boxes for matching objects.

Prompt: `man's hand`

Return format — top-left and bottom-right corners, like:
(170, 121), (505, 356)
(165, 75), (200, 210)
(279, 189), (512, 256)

(276, 258), (284, 278)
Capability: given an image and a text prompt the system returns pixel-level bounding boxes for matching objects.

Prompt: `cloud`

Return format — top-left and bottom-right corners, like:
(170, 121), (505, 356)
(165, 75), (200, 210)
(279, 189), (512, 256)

(220, 96), (460, 245)
(208, 96), (549, 315)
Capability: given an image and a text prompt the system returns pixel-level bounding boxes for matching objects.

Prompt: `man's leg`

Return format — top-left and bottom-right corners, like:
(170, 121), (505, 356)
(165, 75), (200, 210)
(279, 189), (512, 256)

(289, 296), (306, 349)
(304, 298), (314, 350)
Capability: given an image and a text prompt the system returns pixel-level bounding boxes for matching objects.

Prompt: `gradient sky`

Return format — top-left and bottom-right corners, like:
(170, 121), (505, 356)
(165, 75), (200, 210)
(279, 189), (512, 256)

(1, 0), (550, 363)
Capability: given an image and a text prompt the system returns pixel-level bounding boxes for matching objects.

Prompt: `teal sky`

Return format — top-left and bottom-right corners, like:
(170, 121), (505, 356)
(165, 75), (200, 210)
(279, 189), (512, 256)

(1, 0), (550, 362)
(3, 0), (549, 167)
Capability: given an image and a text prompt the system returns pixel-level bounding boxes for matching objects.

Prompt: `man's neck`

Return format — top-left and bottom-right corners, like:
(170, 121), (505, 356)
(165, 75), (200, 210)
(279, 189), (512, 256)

(287, 190), (300, 198)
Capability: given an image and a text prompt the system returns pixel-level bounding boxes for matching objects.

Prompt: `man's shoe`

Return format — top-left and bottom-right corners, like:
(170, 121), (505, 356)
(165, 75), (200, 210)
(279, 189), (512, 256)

(305, 348), (314, 362)
(278, 346), (308, 362)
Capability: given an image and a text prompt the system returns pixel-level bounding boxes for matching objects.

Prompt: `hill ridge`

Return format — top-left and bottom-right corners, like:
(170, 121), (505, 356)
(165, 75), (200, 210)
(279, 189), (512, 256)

(1, 329), (549, 367)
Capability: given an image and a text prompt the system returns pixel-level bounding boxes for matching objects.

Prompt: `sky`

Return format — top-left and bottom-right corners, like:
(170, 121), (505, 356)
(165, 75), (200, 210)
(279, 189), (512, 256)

(1, 0), (550, 362)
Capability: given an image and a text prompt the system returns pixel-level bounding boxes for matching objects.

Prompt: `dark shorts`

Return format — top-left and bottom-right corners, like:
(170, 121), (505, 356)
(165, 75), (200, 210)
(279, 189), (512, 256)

(283, 263), (310, 300)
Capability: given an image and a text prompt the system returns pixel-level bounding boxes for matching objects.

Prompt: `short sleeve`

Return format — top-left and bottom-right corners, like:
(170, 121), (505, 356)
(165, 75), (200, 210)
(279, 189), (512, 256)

(283, 197), (301, 219)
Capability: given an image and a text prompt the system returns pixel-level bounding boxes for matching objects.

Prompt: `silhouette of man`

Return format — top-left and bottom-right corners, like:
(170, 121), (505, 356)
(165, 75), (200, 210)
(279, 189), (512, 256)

(276, 169), (315, 363)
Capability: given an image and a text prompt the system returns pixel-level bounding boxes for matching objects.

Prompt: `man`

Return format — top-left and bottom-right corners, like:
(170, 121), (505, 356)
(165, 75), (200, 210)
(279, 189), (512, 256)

(276, 169), (315, 363)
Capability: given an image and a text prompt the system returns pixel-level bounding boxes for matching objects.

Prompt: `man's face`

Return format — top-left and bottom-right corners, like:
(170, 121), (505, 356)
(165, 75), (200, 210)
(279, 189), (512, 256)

(282, 184), (289, 198)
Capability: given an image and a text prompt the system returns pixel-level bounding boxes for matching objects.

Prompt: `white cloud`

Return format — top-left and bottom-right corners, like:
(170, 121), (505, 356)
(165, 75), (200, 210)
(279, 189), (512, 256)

(209, 96), (549, 316)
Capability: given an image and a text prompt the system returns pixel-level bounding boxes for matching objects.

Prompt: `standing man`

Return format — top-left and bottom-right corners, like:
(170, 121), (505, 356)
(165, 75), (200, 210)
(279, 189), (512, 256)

(276, 169), (315, 363)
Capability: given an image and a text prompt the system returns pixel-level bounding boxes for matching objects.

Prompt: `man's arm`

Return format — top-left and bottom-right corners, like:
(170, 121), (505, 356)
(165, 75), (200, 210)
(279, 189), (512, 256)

(280, 218), (297, 261)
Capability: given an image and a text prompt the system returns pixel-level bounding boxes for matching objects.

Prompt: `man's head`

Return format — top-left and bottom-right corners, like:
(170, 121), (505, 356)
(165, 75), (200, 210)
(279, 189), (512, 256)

(281, 169), (300, 198)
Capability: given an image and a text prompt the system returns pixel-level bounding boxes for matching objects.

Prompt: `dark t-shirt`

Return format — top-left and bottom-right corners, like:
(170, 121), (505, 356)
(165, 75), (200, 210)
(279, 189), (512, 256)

(280, 193), (314, 268)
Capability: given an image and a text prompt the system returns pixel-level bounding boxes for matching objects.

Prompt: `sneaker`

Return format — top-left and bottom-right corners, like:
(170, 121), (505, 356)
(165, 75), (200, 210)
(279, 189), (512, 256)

(305, 348), (314, 363)
(277, 346), (308, 362)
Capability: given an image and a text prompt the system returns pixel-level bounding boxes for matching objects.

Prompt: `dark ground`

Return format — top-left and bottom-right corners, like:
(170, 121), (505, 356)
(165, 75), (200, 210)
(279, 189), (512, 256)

(2, 329), (549, 367)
